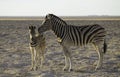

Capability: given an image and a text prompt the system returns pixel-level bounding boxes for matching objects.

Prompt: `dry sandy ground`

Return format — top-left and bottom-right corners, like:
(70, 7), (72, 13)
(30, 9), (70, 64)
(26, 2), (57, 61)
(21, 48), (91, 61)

(0, 20), (120, 77)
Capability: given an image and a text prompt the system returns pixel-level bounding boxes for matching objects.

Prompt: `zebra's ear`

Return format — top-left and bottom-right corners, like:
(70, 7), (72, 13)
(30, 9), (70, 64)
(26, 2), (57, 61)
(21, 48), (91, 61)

(46, 14), (51, 19)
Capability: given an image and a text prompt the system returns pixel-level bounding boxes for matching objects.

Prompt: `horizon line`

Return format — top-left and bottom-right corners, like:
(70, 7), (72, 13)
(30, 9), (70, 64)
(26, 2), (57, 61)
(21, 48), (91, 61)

(0, 15), (120, 17)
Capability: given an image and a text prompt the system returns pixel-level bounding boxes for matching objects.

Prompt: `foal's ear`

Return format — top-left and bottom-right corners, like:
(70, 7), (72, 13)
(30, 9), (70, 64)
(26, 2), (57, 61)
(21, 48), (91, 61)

(29, 26), (32, 29)
(29, 26), (36, 29)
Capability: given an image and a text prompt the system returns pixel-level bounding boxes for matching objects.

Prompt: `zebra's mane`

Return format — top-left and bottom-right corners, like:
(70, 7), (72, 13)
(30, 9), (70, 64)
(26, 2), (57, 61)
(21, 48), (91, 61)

(46, 14), (67, 25)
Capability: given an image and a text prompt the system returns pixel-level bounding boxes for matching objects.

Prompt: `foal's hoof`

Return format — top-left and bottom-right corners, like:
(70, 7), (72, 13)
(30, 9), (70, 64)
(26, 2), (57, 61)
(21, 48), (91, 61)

(63, 68), (73, 72)
(29, 67), (34, 71)
(34, 66), (39, 71)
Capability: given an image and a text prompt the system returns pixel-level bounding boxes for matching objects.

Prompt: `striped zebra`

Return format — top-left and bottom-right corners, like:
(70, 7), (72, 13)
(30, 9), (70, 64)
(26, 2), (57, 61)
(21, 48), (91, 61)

(38, 14), (107, 71)
(29, 26), (46, 71)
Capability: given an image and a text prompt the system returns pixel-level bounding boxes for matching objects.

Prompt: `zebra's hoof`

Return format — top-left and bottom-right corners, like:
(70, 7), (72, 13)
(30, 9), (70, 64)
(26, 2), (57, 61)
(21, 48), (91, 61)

(95, 66), (102, 71)
(63, 67), (68, 71)
(95, 68), (98, 71)
(68, 69), (73, 72)
(63, 68), (68, 71)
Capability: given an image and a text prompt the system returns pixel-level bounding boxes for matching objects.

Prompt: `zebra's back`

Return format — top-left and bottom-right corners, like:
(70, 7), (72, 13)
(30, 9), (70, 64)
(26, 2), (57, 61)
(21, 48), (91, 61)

(53, 24), (106, 46)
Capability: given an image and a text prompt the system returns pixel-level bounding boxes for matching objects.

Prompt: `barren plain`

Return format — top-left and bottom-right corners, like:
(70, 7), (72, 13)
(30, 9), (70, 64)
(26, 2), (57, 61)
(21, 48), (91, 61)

(0, 18), (120, 77)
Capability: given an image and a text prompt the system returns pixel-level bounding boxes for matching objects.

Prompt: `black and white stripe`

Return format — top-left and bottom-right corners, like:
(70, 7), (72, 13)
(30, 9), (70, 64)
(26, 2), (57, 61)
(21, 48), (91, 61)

(52, 24), (106, 46)
(38, 14), (107, 71)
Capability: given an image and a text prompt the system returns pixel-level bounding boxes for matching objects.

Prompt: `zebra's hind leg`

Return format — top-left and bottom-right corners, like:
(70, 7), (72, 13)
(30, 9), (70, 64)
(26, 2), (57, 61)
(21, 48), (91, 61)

(93, 43), (103, 70)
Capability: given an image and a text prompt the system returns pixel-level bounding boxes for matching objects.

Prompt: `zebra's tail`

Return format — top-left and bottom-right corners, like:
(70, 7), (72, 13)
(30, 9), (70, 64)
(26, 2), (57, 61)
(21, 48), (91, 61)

(103, 39), (107, 54)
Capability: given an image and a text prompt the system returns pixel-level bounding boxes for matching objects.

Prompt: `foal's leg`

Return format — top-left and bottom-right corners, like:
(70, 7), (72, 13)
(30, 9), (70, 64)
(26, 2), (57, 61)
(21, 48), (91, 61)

(29, 47), (35, 70)
(40, 55), (45, 68)
(33, 48), (38, 71)
(35, 47), (41, 70)
(39, 47), (45, 69)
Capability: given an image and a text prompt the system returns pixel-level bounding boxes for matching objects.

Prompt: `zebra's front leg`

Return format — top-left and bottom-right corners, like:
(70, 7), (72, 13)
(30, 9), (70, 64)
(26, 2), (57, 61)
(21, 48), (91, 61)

(68, 56), (73, 72)
(63, 56), (69, 71)
(64, 54), (73, 72)
(62, 45), (73, 71)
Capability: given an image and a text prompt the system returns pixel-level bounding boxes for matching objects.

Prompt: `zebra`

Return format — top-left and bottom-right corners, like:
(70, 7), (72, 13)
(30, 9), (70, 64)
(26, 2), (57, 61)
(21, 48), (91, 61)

(29, 26), (46, 71)
(38, 14), (107, 71)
